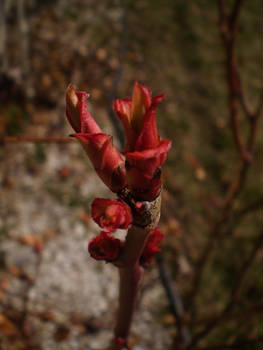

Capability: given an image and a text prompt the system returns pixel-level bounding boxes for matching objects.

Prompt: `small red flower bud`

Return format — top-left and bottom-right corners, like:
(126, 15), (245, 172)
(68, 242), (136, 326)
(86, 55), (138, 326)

(91, 198), (132, 232)
(66, 84), (101, 134)
(125, 140), (171, 200)
(88, 231), (121, 261)
(66, 85), (126, 192)
(113, 81), (160, 152)
(140, 227), (164, 266)
(113, 81), (171, 200)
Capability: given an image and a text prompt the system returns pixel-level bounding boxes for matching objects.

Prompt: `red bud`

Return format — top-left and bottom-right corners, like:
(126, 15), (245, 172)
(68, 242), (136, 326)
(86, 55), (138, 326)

(140, 227), (164, 265)
(88, 231), (121, 261)
(66, 85), (126, 192)
(91, 198), (132, 232)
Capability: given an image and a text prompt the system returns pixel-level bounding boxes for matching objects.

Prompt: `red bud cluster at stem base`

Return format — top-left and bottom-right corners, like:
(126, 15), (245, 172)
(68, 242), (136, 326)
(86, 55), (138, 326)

(91, 198), (132, 232)
(88, 231), (121, 261)
(140, 227), (164, 266)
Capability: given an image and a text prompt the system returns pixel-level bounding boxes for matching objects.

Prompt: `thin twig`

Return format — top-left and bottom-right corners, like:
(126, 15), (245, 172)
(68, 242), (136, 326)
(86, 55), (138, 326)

(225, 231), (263, 311)
(187, 0), (263, 311)
(155, 253), (191, 346)
(3, 136), (75, 144)
(222, 197), (263, 236)
(229, 0), (245, 32)
(219, 0), (247, 160)
(189, 230), (263, 348)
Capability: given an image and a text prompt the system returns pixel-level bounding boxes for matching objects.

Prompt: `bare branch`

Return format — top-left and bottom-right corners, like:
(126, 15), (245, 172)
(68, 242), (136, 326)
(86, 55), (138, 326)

(188, 230), (263, 348)
(255, 90), (263, 118)
(218, 8), (247, 159)
(229, 0), (245, 32)
(185, 0), (261, 315)
(222, 197), (263, 236)
(156, 253), (192, 347)
(238, 77), (254, 118)
(3, 136), (75, 144)
(225, 230), (263, 311)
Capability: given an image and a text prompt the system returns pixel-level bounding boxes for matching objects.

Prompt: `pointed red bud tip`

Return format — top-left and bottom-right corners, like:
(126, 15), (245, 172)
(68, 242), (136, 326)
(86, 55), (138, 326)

(66, 84), (101, 134)
(130, 81), (152, 135)
(134, 106), (159, 151)
(73, 133), (126, 192)
(113, 81), (171, 199)
(140, 227), (164, 266)
(113, 81), (165, 152)
(66, 84), (80, 132)
(88, 231), (121, 261)
(91, 198), (132, 232)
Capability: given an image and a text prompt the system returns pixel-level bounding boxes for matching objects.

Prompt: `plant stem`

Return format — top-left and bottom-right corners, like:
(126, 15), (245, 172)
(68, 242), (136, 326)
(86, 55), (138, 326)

(3, 136), (75, 144)
(114, 264), (144, 344)
(108, 224), (154, 349)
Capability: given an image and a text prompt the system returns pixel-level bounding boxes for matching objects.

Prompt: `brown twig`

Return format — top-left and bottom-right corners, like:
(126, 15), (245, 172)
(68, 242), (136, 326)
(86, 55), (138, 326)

(225, 231), (263, 311)
(219, 0), (247, 160)
(188, 230), (263, 348)
(3, 136), (75, 144)
(155, 253), (192, 346)
(222, 197), (263, 236)
(187, 0), (263, 312)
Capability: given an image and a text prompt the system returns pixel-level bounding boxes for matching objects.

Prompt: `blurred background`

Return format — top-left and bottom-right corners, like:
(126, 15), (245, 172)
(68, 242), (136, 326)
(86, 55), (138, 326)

(1, 0), (263, 349)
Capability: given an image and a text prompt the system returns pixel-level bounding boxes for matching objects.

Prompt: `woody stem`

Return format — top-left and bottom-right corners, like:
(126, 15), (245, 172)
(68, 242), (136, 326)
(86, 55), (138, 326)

(114, 264), (144, 343)
(108, 224), (153, 349)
